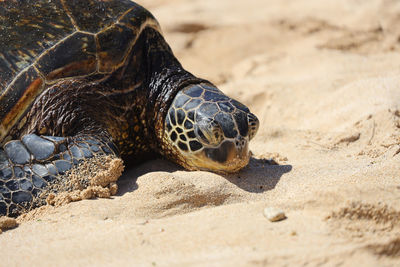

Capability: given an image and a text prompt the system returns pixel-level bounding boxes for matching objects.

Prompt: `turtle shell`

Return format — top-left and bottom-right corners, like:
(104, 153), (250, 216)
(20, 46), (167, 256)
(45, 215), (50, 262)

(0, 0), (160, 144)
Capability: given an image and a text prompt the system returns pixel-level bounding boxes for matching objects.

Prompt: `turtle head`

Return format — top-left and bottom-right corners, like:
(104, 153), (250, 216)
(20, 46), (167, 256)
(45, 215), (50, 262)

(161, 83), (259, 173)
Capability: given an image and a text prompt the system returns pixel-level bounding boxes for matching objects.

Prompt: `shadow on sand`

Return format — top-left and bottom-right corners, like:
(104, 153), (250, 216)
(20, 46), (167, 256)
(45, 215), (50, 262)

(223, 157), (292, 193)
(117, 156), (292, 195)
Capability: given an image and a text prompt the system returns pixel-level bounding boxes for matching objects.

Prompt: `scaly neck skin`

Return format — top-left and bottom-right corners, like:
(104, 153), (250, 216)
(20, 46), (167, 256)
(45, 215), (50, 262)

(142, 28), (207, 154)
(145, 66), (207, 154)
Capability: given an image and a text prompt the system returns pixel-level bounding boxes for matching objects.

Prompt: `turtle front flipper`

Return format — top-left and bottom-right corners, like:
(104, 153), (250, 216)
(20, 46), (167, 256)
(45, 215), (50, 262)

(0, 133), (120, 217)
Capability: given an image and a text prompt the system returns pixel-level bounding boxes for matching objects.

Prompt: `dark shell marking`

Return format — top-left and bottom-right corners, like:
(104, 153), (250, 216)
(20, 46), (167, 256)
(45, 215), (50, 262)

(0, 0), (159, 143)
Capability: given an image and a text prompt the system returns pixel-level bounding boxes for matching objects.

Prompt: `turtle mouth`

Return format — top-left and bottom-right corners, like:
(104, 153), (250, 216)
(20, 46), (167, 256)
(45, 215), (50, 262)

(204, 141), (234, 163)
(185, 138), (250, 173)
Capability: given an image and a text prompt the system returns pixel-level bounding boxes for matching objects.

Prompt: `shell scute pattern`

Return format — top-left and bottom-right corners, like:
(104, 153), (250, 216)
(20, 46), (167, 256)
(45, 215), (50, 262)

(118, 4), (157, 30)
(0, 0), (74, 91)
(0, 0), (158, 144)
(35, 32), (97, 80)
(0, 133), (117, 216)
(61, 0), (139, 33)
(0, 67), (44, 130)
(97, 23), (136, 73)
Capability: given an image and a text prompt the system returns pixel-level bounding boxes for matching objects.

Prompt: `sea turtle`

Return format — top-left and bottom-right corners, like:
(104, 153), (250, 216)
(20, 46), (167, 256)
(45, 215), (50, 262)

(0, 0), (259, 217)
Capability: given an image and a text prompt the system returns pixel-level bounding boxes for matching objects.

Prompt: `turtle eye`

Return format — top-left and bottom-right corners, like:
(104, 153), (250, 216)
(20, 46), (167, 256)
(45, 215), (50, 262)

(210, 120), (224, 144)
(195, 126), (209, 145)
(194, 120), (223, 146)
(247, 113), (259, 140)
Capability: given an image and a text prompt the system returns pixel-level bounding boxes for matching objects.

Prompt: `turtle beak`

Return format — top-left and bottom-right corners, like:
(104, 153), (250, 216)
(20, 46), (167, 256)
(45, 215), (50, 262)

(204, 136), (249, 164)
(186, 135), (249, 173)
(204, 136), (249, 170)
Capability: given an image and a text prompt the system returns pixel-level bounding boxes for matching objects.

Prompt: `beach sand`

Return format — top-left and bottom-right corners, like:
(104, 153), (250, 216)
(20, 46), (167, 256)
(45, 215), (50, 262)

(1, 0), (399, 265)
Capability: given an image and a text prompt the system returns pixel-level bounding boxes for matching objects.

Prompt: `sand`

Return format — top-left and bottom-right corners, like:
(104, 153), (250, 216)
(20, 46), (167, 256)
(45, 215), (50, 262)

(1, 0), (400, 266)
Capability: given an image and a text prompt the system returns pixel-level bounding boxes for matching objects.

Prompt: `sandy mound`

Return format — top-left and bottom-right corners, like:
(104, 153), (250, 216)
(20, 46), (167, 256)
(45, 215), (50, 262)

(45, 155), (124, 207)
(0, 0), (399, 266)
(12, 155), (124, 223)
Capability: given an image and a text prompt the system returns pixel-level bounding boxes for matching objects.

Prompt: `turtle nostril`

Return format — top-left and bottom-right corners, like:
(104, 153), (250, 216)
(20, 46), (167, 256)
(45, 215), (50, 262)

(247, 112), (259, 140)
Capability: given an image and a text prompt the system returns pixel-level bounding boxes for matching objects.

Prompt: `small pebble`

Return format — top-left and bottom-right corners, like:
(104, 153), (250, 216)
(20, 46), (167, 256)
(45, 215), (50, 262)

(263, 207), (286, 222)
(0, 216), (18, 233)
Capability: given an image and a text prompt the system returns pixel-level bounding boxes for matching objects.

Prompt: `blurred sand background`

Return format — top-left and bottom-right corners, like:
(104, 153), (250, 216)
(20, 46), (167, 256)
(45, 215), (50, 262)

(1, 0), (400, 266)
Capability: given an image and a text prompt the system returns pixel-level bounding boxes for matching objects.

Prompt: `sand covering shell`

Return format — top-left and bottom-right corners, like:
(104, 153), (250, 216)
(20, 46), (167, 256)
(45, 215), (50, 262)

(0, 155), (124, 231)
(45, 155), (124, 207)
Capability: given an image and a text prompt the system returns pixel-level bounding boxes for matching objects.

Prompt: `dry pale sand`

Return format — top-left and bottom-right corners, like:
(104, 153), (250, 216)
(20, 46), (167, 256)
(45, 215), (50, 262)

(1, 0), (400, 266)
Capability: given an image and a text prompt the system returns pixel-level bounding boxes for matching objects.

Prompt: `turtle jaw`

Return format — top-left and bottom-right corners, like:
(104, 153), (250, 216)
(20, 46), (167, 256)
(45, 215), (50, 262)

(163, 134), (251, 173)
(187, 138), (251, 173)
(160, 116), (252, 173)
(186, 127), (251, 173)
